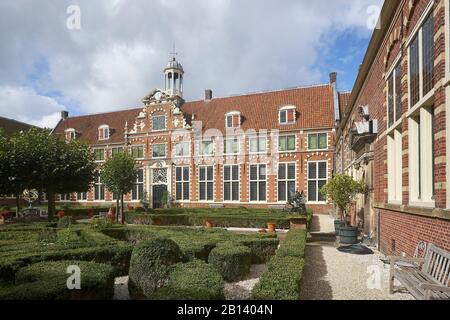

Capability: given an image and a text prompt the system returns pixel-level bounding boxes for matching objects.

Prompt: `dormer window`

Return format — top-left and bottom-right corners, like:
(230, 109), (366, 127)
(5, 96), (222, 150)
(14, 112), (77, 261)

(98, 125), (110, 140)
(226, 112), (241, 129)
(65, 129), (76, 142)
(279, 106), (296, 125)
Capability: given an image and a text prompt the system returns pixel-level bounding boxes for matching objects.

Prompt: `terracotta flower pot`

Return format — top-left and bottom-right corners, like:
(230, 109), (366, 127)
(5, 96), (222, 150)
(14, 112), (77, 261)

(87, 209), (94, 218)
(57, 211), (65, 218)
(152, 218), (162, 226)
(205, 220), (214, 229)
(267, 222), (277, 233)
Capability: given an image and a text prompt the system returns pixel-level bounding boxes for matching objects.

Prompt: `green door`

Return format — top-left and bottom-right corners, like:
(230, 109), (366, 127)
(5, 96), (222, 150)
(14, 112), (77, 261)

(152, 185), (167, 209)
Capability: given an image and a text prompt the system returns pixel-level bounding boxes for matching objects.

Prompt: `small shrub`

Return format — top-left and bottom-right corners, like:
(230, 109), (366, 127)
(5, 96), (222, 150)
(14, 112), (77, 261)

(90, 217), (114, 229)
(240, 238), (279, 264)
(128, 238), (183, 298)
(208, 242), (252, 282)
(57, 216), (74, 229)
(0, 260), (115, 300)
(154, 260), (225, 300)
(276, 229), (307, 258)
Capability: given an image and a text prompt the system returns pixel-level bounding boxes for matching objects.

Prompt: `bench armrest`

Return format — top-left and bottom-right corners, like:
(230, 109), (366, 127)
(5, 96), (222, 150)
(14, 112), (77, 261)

(388, 256), (425, 265)
(419, 283), (450, 293)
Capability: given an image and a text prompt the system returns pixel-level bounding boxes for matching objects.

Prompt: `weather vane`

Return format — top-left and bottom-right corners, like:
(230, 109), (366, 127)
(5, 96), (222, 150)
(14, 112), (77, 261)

(170, 43), (178, 60)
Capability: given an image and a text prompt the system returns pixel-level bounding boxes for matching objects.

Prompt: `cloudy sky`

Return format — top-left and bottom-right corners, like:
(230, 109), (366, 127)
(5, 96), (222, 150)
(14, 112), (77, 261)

(0, 0), (383, 128)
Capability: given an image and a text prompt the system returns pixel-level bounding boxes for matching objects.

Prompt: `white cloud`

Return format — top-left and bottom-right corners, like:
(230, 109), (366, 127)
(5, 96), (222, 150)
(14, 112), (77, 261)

(0, 86), (65, 128)
(0, 0), (383, 123)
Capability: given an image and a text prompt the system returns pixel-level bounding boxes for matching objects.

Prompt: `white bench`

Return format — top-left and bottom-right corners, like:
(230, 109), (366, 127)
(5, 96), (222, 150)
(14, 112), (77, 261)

(389, 243), (450, 300)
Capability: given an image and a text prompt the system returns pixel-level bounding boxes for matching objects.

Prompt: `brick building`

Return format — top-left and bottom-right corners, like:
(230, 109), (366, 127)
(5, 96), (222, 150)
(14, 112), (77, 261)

(52, 59), (347, 212)
(335, 0), (450, 256)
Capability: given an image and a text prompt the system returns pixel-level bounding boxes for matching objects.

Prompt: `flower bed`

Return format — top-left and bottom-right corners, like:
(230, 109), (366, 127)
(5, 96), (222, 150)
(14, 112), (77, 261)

(251, 229), (307, 300)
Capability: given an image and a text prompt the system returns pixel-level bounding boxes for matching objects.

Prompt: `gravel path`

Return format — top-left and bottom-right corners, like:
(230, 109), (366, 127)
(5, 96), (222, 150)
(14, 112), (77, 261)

(299, 214), (414, 300)
(224, 264), (268, 300)
(114, 276), (130, 300)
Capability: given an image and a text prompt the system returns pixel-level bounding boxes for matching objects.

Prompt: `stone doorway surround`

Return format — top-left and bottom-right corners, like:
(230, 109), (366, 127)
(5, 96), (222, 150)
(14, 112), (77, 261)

(148, 161), (171, 209)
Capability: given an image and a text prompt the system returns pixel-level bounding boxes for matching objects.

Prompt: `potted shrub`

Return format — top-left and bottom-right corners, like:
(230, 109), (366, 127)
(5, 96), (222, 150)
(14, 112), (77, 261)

(57, 211), (65, 218)
(204, 219), (214, 229)
(267, 222), (277, 233)
(152, 217), (162, 226)
(320, 174), (366, 244)
(87, 208), (95, 219)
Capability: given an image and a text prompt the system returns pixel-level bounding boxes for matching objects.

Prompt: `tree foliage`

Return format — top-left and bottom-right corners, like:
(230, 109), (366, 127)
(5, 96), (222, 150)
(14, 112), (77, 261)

(320, 174), (366, 218)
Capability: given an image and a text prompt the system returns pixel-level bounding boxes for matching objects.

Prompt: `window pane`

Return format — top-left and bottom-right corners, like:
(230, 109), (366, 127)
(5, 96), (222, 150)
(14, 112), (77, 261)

(287, 136), (296, 150)
(232, 165), (239, 180)
(308, 163), (317, 179)
(259, 165), (266, 179)
(227, 116), (233, 128)
(183, 167), (189, 181)
(199, 182), (206, 200)
(422, 13), (434, 96)
(137, 169), (144, 182)
(207, 182), (214, 200)
(232, 182), (239, 201)
(224, 182), (231, 201)
(288, 181), (296, 200)
(318, 162), (327, 179)
(278, 181), (286, 201)
(259, 182), (266, 201)
(278, 164), (286, 180)
(279, 137), (286, 151)
(207, 167), (213, 180)
(318, 180), (327, 201)
(153, 116), (165, 130)
(250, 182), (258, 201)
(199, 167), (205, 181)
(308, 135), (318, 150)
(250, 138), (258, 153)
(250, 166), (257, 180)
(410, 35), (420, 106)
(259, 138), (266, 152)
(176, 183), (182, 200)
(183, 182), (189, 200)
(308, 181), (317, 202)
(287, 164), (296, 180)
(224, 166), (231, 181)
(318, 134), (327, 149)
(394, 63), (402, 122)
(280, 110), (287, 123)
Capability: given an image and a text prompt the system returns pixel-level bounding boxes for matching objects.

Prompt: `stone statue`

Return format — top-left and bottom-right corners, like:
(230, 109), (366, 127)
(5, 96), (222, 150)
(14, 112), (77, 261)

(287, 190), (307, 214)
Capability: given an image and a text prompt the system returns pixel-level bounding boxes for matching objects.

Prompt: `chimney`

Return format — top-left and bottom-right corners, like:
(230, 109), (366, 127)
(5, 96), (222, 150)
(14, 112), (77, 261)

(61, 111), (69, 120)
(329, 72), (337, 85)
(205, 89), (213, 101)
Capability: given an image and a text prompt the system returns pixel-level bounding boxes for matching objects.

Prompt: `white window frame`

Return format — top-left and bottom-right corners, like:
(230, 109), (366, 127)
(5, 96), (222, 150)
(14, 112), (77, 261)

(278, 106), (296, 125)
(249, 164), (267, 203)
(131, 168), (145, 201)
(94, 172), (105, 202)
(277, 162), (297, 203)
(111, 146), (124, 157)
(152, 143), (166, 159)
(225, 111), (241, 129)
(223, 165), (240, 202)
(175, 166), (190, 202)
(98, 125), (110, 141)
(65, 129), (76, 141)
(131, 145), (145, 160)
(93, 148), (105, 163)
(77, 192), (87, 202)
(198, 165), (214, 202)
(307, 132), (328, 151)
(406, 3), (435, 114)
(387, 129), (403, 204)
(386, 57), (403, 133)
(152, 115), (166, 131)
(249, 136), (268, 154)
(199, 139), (214, 156)
(307, 161), (328, 204)
(174, 141), (191, 158)
(278, 135), (297, 153)
(224, 137), (240, 155)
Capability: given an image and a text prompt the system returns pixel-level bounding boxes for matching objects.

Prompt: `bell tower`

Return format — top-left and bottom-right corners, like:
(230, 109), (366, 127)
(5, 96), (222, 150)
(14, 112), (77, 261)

(164, 55), (184, 98)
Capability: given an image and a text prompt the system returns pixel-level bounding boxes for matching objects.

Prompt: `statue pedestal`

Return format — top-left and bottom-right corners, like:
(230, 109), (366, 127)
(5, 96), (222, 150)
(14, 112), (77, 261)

(290, 217), (307, 229)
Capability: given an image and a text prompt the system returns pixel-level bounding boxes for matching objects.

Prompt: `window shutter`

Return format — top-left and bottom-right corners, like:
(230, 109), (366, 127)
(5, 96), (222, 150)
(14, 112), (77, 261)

(287, 110), (295, 122)
(99, 129), (103, 140)
(232, 115), (240, 127)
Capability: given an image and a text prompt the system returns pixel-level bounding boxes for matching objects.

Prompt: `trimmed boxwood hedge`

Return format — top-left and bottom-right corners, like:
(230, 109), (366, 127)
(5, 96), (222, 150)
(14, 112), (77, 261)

(208, 242), (252, 282)
(128, 238), (184, 299)
(252, 229), (307, 300)
(154, 259), (225, 300)
(0, 260), (115, 300)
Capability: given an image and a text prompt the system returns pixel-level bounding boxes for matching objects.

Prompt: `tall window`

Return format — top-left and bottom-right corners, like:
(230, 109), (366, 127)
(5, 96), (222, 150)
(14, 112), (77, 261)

(98, 125), (109, 140)
(61, 193), (71, 201)
(199, 140), (214, 156)
(175, 167), (190, 201)
(94, 172), (105, 201)
(94, 149), (105, 162)
(278, 163), (296, 202)
(387, 130), (403, 203)
(152, 144), (166, 159)
(199, 166), (214, 201)
(409, 12), (434, 108)
(175, 142), (190, 157)
(250, 164), (267, 202)
(131, 146), (144, 159)
(308, 133), (327, 150)
(224, 138), (240, 155)
(223, 165), (239, 202)
(249, 136), (267, 154)
(279, 135), (296, 152)
(153, 115), (166, 131)
(132, 169), (144, 201)
(77, 192), (87, 201)
(111, 147), (124, 157)
(279, 107), (296, 124)
(388, 62), (402, 127)
(308, 162), (327, 202)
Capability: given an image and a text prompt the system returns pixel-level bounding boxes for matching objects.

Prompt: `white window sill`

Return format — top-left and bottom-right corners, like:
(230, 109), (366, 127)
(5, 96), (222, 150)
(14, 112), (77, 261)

(408, 201), (435, 209)
(387, 200), (402, 206)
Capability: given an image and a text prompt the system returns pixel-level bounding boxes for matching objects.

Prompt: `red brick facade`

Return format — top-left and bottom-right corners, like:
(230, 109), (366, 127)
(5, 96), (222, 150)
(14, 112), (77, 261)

(335, 0), (450, 256)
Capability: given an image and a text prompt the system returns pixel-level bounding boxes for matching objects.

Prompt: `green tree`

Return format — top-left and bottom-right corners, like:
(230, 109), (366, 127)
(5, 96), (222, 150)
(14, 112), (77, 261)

(320, 174), (366, 222)
(7, 128), (96, 220)
(101, 152), (138, 224)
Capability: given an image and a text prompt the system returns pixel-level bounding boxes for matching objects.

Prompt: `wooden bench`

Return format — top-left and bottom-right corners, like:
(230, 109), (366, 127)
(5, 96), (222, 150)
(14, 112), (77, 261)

(389, 243), (450, 300)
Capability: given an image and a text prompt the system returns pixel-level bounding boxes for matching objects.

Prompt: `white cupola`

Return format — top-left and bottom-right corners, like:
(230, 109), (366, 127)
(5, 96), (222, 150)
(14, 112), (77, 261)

(164, 57), (184, 98)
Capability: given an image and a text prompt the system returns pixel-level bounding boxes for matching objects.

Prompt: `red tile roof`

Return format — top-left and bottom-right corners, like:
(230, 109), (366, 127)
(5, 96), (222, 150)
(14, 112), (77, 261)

(53, 108), (141, 145)
(0, 116), (38, 136)
(182, 84), (335, 132)
(338, 92), (351, 120)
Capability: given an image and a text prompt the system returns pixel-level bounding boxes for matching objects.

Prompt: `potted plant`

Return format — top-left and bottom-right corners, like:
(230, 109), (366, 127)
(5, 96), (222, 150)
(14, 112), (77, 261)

(320, 174), (366, 244)
(267, 222), (277, 233)
(57, 211), (65, 218)
(87, 208), (94, 219)
(204, 219), (214, 229)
